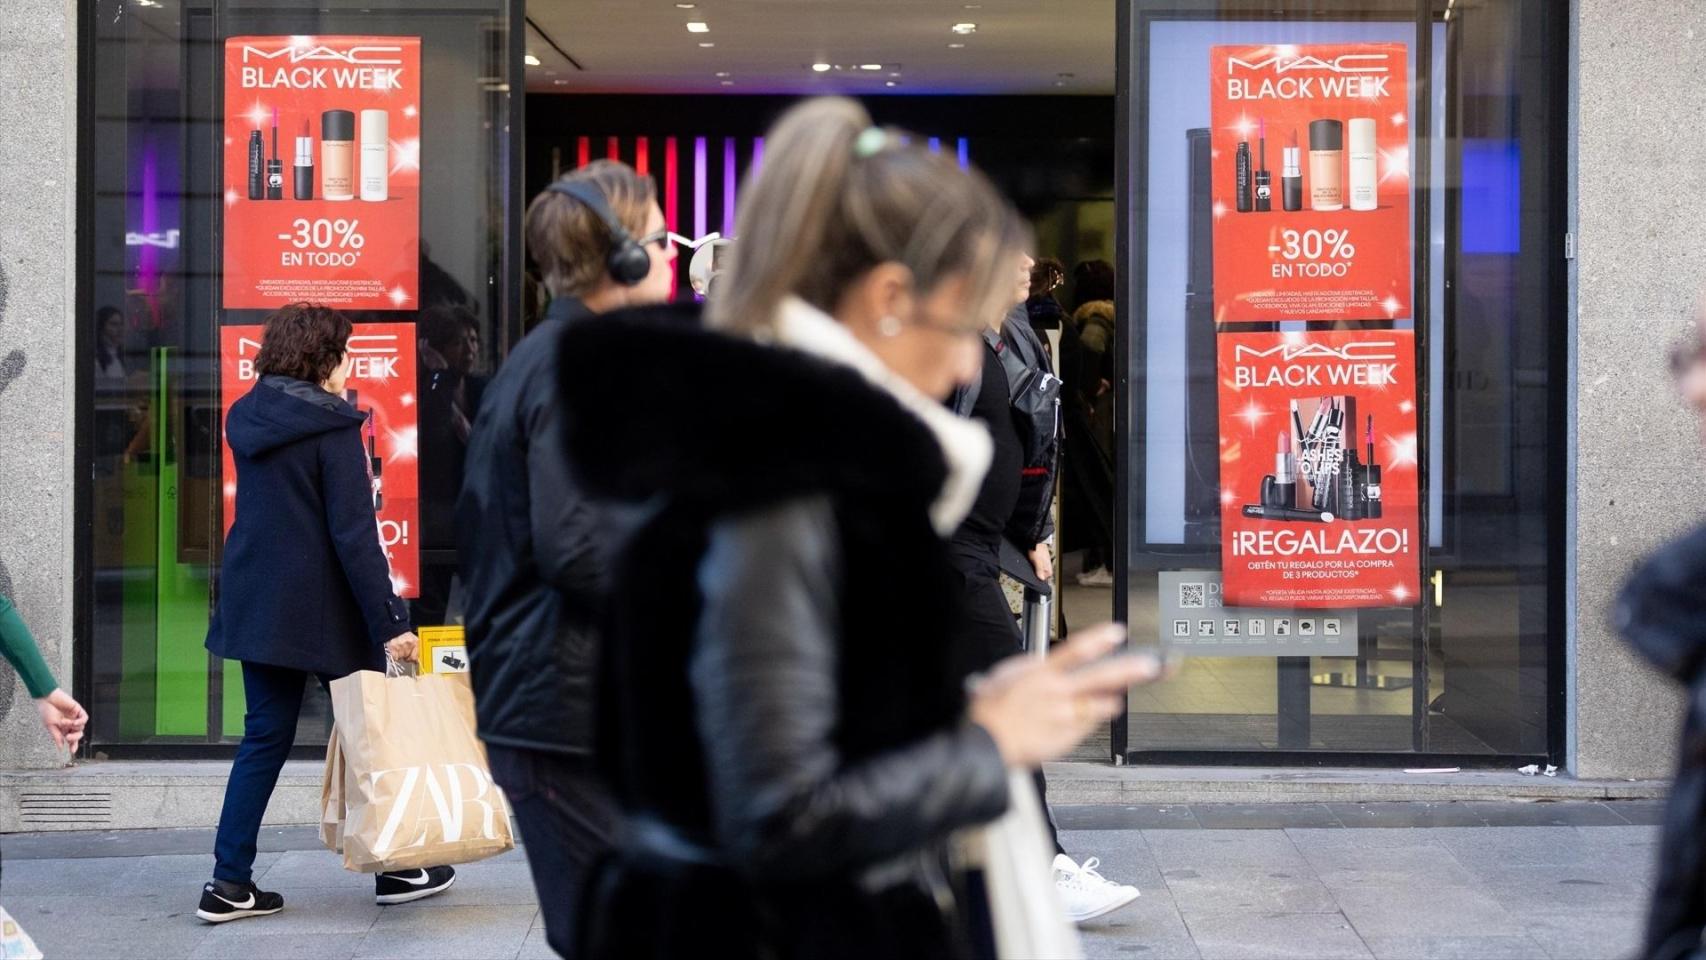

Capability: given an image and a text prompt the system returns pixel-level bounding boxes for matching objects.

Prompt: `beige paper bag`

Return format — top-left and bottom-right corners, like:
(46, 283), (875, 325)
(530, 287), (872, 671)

(329, 670), (514, 873)
(319, 727), (346, 853)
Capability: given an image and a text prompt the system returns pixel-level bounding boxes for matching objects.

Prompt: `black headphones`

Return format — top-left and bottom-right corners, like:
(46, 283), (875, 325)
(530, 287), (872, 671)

(545, 179), (652, 287)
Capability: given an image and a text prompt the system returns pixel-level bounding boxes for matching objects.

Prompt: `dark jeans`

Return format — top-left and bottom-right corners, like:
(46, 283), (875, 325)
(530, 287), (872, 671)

(945, 540), (1066, 858)
(486, 745), (621, 959)
(214, 661), (334, 884)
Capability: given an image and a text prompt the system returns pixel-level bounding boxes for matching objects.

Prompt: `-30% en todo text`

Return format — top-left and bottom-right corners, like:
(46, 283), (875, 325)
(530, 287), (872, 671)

(278, 218), (366, 267)
(1269, 229), (1357, 278)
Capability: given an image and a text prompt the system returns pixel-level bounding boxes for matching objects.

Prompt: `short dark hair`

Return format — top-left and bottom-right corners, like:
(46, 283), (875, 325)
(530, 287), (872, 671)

(1072, 259), (1116, 311)
(255, 303), (352, 384)
(419, 304), (478, 352)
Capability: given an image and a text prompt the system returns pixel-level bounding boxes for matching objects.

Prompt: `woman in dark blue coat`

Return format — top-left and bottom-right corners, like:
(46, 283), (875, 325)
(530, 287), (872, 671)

(198, 303), (453, 923)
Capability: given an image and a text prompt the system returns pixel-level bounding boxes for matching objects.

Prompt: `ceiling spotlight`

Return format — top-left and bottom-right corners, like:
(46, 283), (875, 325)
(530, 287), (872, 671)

(963, 3), (983, 8)
(715, 71), (731, 77)
(811, 62), (832, 72)
(553, 79), (568, 85)
(698, 41), (715, 47)
(686, 21), (710, 33)
(948, 42), (966, 49)
(951, 22), (977, 35)
(523, 54), (540, 66)
(675, 2), (697, 7)
(860, 64), (882, 71)
(888, 71), (901, 77)
(885, 81), (898, 88)
(721, 80), (735, 86)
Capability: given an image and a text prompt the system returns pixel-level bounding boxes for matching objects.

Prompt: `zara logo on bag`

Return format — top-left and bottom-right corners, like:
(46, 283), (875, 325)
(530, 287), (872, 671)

(367, 762), (503, 854)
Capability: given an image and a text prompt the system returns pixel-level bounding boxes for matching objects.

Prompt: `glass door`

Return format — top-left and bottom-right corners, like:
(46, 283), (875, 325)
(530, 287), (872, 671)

(1113, 0), (1567, 762)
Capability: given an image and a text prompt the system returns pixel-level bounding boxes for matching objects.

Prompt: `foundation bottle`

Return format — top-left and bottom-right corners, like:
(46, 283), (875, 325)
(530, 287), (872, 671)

(1348, 118), (1378, 211)
(321, 110), (356, 202)
(1308, 119), (1344, 212)
(359, 109), (388, 202)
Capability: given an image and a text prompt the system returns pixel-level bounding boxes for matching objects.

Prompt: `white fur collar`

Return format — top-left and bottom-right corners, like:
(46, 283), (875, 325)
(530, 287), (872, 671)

(765, 297), (991, 536)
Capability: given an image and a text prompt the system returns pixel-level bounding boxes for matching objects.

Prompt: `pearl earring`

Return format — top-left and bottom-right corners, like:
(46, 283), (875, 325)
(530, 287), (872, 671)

(878, 315), (903, 338)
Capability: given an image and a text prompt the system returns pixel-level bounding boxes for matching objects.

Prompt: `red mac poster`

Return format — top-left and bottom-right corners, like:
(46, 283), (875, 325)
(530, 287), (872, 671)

(222, 35), (421, 310)
(1216, 330), (1420, 609)
(1209, 43), (1411, 324)
(220, 324), (420, 597)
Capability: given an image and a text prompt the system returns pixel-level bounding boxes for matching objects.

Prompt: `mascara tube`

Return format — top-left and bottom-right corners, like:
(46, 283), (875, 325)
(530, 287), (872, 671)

(1242, 504), (1335, 523)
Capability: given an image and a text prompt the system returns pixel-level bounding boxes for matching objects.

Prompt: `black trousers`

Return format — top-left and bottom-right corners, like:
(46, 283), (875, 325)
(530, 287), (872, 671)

(946, 540), (1066, 858)
(486, 745), (621, 959)
(214, 661), (336, 884)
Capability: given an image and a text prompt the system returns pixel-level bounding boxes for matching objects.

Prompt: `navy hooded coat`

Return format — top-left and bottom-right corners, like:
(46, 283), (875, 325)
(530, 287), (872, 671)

(206, 375), (411, 678)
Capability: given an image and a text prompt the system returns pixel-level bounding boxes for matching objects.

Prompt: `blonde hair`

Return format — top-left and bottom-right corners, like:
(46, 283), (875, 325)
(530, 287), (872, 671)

(708, 97), (1026, 335)
(526, 160), (657, 299)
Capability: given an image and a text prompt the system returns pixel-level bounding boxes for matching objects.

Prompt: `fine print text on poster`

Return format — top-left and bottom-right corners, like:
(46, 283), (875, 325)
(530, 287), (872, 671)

(1209, 42), (1411, 324)
(220, 324), (420, 597)
(222, 35), (421, 311)
(1216, 330), (1420, 609)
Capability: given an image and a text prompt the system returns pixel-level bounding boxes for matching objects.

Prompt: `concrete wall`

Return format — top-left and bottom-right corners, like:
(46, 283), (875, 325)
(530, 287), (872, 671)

(0, 0), (77, 770)
(1572, 1), (1706, 779)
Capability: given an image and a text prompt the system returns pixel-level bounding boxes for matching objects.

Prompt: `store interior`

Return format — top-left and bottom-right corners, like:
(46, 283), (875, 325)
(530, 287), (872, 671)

(86, 0), (1555, 763)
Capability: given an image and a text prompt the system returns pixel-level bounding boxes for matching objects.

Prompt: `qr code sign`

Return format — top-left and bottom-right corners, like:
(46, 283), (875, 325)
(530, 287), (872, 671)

(1179, 582), (1206, 609)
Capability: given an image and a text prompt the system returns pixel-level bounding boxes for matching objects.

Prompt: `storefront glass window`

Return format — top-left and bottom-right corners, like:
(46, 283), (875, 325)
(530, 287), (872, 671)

(1118, 0), (1567, 758)
(83, 0), (521, 749)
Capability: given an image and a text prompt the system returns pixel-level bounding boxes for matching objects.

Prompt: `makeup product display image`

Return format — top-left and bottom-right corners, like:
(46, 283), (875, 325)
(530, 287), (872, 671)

(1240, 399), (1376, 526)
(247, 127), (265, 200)
(359, 109), (388, 202)
(293, 118), (314, 200)
(266, 107), (284, 200)
(1348, 117), (1378, 211)
(1281, 129), (1302, 212)
(223, 35), (421, 311)
(1253, 118), (1272, 212)
(1363, 415), (1383, 519)
(1308, 119), (1344, 211)
(345, 389), (385, 513)
(1208, 42), (1413, 325)
(1235, 139), (1252, 212)
(320, 109), (356, 201)
(1216, 328), (1420, 608)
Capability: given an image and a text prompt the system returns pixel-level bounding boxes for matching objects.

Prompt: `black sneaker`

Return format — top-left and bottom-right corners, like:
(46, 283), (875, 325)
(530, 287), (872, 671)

(196, 878), (284, 923)
(375, 865), (456, 904)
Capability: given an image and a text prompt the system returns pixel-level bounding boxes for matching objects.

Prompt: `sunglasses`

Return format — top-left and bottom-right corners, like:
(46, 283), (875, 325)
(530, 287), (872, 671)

(635, 230), (723, 253)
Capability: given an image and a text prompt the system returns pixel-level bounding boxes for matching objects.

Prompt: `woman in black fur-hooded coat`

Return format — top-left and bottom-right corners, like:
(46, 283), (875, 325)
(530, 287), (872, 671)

(557, 98), (1145, 960)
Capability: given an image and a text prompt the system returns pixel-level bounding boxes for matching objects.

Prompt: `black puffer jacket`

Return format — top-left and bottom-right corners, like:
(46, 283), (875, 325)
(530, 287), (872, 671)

(1615, 522), (1706, 960)
(457, 297), (609, 756)
(558, 309), (1010, 960)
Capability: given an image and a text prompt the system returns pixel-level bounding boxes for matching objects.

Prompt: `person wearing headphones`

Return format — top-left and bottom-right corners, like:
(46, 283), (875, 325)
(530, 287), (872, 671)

(457, 160), (676, 958)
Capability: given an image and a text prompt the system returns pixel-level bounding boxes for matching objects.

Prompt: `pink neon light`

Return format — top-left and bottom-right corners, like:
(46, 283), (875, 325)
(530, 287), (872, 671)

(665, 136), (679, 233)
(607, 136), (620, 161)
(635, 136), (650, 176)
(576, 137), (590, 169)
(752, 137), (765, 175)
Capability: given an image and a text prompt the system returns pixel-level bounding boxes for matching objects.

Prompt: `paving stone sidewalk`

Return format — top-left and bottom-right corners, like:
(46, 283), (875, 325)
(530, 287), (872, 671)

(0, 801), (1663, 960)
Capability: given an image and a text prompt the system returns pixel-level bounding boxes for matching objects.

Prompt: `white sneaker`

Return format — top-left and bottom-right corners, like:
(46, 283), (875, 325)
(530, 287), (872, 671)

(1053, 854), (1139, 923)
(1075, 566), (1115, 587)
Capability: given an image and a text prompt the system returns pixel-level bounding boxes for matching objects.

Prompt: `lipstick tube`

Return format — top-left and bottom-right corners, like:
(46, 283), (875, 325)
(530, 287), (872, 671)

(293, 120), (314, 201)
(1282, 132), (1302, 212)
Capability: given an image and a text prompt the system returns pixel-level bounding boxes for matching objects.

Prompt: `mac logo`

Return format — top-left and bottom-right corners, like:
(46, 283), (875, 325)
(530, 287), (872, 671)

(1227, 54), (1391, 75)
(1233, 341), (1400, 363)
(241, 44), (404, 66)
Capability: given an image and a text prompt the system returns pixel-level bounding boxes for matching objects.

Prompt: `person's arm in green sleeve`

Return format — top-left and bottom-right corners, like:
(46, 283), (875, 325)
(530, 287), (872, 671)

(0, 593), (58, 697)
(1, 593), (88, 753)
